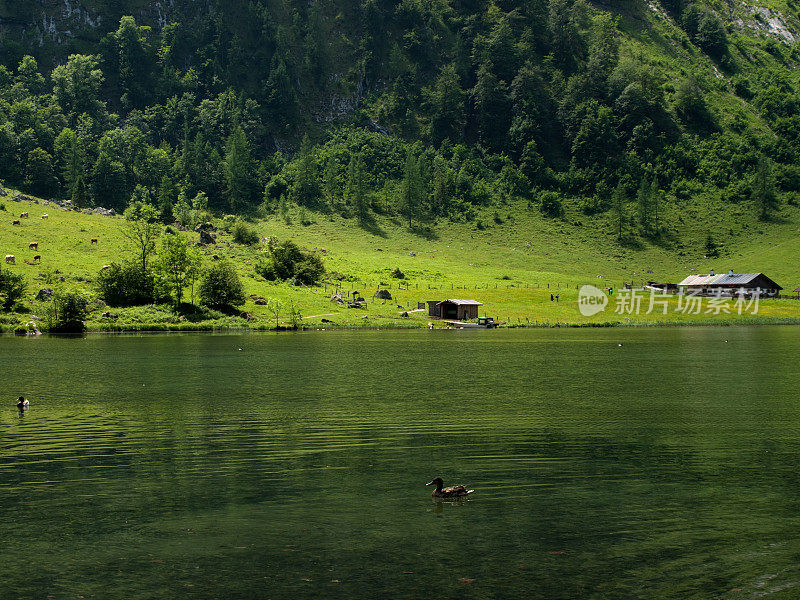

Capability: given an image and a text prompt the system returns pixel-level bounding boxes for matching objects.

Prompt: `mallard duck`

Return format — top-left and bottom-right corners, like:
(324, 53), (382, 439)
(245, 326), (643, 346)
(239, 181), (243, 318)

(426, 477), (474, 498)
(16, 396), (29, 409)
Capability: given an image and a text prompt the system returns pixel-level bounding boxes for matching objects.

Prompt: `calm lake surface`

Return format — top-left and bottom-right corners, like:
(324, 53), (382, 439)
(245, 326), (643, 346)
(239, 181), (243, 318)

(3, 327), (800, 599)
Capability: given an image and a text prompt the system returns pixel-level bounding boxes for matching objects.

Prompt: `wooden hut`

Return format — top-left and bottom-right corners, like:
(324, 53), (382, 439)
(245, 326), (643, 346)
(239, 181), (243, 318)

(427, 301), (442, 317)
(436, 299), (483, 320)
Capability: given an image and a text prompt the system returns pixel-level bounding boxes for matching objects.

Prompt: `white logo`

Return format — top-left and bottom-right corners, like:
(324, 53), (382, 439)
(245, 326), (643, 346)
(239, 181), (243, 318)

(578, 285), (608, 316)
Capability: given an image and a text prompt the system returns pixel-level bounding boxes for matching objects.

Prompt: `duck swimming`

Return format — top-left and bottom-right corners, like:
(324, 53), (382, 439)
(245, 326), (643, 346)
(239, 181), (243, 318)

(426, 477), (474, 498)
(16, 396), (29, 409)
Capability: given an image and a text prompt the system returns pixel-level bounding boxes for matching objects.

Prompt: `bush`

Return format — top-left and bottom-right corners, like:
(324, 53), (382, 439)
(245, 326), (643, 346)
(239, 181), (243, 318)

(96, 263), (156, 307)
(293, 256), (326, 286)
(232, 221), (260, 245)
(174, 191), (212, 229)
(255, 240), (325, 285)
(264, 175), (288, 201)
(539, 191), (565, 218)
(44, 291), (88, 333)
(0, 266), (26, 310)
(198, 262), (246, 310)
(255, 261), (278, 281)
(219, 214), (238, 232)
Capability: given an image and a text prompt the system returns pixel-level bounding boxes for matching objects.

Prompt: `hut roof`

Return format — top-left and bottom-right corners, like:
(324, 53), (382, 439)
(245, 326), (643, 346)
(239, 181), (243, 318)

(678, 273), (782, 289)
(437, 299), (483, 306)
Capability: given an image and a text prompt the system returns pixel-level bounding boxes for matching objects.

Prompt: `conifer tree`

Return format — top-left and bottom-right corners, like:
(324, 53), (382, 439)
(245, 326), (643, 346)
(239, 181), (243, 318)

(71, 176), (88, 208)
(347, 151), (368, 224)
(158, 175), (174, 224)
(753, 155), (780, 221)
(224, 126), (257, 212)
(612, 181), (629, 242)
(399, 152), (423, 228)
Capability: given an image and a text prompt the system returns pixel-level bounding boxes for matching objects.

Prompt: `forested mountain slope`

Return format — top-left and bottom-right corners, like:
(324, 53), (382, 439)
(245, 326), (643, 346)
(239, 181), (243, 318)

(1, 0), (800, 255)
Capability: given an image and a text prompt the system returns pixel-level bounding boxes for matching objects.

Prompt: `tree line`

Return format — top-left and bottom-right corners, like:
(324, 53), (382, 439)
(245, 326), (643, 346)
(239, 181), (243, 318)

(0, 2), (797, 243)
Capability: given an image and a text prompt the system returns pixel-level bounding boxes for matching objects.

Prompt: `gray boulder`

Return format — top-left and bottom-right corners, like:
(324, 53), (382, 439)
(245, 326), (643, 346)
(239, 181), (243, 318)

(199, 230), (216, 245)
(35, 288), (53, 301)
(374, 289), (392, 300)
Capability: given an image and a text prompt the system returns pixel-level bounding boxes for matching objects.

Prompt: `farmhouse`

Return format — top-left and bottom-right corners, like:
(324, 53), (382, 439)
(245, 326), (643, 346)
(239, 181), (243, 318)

(678, 271), (783, 296)
(427, 299), (483, 320)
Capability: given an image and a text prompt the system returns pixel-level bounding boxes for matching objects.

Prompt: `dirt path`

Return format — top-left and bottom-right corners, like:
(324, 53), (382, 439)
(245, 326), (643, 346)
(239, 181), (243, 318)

(302, 312), (340, 319)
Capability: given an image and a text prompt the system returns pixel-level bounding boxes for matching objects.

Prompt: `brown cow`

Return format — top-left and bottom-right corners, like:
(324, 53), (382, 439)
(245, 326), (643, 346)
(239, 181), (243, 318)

(12, 220), (20, 226)
(29, 242), (38, 250)
(90, 238), (98, 244)
(33, 254), (41, 263)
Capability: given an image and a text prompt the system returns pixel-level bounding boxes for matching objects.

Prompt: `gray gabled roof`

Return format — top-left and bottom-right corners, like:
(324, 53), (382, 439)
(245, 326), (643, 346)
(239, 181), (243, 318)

(678, 273), (782, 289)
(437, 299), (483, 306)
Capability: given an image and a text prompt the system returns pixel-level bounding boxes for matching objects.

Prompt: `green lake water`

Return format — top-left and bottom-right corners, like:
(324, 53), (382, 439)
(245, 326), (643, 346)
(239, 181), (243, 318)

(3, 327), (800, 599)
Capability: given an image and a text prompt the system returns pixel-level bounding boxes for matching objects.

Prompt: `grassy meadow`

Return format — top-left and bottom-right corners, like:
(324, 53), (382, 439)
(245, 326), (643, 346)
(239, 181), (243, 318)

(1, 188), (800, 331)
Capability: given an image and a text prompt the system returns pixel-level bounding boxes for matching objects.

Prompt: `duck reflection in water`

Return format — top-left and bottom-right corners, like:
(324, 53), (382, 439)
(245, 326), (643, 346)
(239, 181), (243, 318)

(432, 496), (471, 514)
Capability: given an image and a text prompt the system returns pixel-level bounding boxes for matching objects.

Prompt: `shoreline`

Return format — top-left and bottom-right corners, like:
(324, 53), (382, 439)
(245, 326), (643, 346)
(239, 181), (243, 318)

(5, 316), (800, 336)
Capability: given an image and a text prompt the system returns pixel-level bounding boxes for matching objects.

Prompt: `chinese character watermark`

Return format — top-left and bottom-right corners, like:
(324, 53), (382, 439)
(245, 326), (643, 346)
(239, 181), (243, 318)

(578, 287), (761, 316)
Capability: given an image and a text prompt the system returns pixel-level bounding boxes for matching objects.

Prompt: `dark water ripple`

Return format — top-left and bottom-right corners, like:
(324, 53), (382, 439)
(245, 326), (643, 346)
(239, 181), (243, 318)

(2, 328), (800, 599)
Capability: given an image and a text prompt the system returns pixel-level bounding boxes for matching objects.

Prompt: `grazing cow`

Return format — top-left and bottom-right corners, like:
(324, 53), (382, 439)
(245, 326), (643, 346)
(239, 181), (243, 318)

(41, 214), (48, 219)
(29, 242), (38, 250)
(20, 212), (28, 218)
(90, 238), (98, 245)
(12, 220), (20, 226)
(33, 254), (41, 263)
(5, 255), (14, 264)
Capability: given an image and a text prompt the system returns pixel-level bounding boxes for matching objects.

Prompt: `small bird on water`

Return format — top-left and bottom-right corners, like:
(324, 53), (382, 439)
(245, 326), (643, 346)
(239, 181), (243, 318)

(16, 396), (29, 409)
(426, 477), (474, 498)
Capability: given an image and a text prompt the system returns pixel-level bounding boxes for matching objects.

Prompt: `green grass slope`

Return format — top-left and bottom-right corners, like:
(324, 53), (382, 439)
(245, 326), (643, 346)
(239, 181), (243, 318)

(1, 187), (799, 332)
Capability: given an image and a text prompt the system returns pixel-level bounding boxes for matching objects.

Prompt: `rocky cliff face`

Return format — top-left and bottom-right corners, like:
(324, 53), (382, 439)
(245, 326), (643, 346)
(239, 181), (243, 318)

(0, 0), (214, 61)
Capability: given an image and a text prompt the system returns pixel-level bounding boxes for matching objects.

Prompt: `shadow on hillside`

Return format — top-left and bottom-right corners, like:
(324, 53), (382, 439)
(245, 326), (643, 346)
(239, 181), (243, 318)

(410, 223), (438, 241)
(617, 235), (644, 250)
(759, 213), (790, 225)
(359, 214), (388, 237)
(646, 228), (681, 249)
